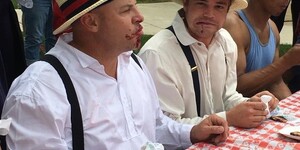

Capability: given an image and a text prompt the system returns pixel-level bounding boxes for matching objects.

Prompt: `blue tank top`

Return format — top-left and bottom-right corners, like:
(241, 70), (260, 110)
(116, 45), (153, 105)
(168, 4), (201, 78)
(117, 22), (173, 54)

(237, 10), (276, 72)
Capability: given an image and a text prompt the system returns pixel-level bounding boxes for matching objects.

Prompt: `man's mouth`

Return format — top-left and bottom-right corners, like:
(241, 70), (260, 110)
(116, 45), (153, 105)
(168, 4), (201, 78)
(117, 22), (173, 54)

(125, 25), (144, 40)
(197, 21), (215, 26)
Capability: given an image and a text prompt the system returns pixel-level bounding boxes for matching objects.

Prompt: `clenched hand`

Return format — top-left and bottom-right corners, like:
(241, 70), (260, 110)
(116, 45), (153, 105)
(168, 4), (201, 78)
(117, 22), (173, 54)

(190, 114), (229, 145)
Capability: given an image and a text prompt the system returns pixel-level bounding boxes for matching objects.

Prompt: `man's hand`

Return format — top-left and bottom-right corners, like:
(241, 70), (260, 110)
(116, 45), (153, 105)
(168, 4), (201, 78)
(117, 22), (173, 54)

(190, 114), (229, 145)
(227, 91), (279, 128)
(248, 91), (279, 111)
(226, 101), (267, 128)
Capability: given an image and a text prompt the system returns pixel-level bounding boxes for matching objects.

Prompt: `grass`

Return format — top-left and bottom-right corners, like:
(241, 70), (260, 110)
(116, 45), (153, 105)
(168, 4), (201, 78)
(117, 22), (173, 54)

(11, 0), (19, 9)
(141, 35), (153, 46)
(279, 44), (292, 56)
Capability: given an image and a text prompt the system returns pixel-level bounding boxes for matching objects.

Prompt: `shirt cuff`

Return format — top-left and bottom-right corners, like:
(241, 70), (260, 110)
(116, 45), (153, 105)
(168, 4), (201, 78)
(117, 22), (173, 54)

(181, 124), (194, 148)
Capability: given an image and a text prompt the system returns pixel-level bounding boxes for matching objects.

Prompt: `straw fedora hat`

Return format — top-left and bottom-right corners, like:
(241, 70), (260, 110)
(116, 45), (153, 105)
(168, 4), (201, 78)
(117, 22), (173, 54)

(172, 0), (248, 11)
(53, 0), (111, 35)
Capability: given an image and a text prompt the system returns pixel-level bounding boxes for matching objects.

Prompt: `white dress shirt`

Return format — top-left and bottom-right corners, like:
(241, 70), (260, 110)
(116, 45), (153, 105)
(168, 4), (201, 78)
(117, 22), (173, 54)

(138, 12), (248, 125)
(2, 33), (192, 150)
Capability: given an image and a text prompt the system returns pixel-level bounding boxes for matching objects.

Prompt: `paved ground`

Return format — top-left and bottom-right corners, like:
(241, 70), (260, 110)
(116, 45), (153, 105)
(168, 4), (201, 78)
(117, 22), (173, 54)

(280, 3), (293, 44)
(15, 2), (293, 44)
(138, 2), (180, 35)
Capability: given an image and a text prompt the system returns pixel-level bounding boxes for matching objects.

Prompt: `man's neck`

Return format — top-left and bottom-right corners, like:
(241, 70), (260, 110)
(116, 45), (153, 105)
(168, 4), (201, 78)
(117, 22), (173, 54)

(69, 40), (119, 79)
(244, 5), (270, 31)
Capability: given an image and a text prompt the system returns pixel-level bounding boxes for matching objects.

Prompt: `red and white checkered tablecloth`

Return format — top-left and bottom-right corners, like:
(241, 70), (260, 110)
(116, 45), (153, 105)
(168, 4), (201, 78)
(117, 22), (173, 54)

(187, 91), (300, 150)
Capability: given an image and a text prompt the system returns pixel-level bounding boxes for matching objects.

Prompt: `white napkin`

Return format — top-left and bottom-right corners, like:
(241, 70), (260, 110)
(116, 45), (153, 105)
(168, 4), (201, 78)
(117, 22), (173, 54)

(141, 142), (164, 150)
(261, 95), (272, 118)
(0, 118), (12, 135)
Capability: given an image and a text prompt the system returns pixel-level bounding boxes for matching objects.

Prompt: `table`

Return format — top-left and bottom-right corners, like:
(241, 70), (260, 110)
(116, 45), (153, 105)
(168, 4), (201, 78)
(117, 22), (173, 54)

(187, 91), (300, 150)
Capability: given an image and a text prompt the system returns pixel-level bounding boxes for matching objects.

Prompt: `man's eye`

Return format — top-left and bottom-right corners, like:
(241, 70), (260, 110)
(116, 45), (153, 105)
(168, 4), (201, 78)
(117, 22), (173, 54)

(216, 5), (226, 9)
(123, 9), (130, 13)
(196, 2), (206, 6)
(120, 7), (132, 13)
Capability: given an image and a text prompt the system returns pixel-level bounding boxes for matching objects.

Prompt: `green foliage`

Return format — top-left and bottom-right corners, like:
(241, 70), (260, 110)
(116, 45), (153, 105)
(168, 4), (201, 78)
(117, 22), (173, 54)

(141, 34), (153, 47)
(279, 44), (292, 56)
(133, 34), (153, 54)
(11, 0), (19, 9)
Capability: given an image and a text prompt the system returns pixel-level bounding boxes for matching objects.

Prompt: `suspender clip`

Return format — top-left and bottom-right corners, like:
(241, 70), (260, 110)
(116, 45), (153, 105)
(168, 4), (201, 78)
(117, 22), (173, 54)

(191, 66), (197, 72)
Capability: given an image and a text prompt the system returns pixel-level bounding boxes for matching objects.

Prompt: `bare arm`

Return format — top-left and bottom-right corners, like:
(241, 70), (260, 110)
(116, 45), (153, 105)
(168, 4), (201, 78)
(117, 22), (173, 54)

(224, 14), (294, 99)
(266, 30), (291, 100)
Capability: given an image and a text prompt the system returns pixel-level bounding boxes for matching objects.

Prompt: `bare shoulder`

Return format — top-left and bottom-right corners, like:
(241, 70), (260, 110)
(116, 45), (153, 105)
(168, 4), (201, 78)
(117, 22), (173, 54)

(224, 11), (248, 35)
(224, 11), (241, 28)
(268, 19), (280, 45)
(224, 11), (250, 50)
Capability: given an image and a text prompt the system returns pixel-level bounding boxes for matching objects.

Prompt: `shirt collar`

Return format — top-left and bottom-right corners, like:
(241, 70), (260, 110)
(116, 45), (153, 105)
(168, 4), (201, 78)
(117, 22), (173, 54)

(172, 9), (198, 46)
(57, 33), (133, 70)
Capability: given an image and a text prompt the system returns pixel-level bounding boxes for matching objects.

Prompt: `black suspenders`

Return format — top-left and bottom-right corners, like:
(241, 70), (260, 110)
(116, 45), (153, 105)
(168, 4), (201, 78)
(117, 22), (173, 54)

(41, 53), (142, 150)
(42, 55), (84, 150)
(166, 26), (201, 116)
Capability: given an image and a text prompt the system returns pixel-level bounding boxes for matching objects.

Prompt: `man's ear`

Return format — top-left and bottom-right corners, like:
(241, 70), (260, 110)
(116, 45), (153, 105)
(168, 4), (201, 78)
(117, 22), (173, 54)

(79, 13), (99, 32)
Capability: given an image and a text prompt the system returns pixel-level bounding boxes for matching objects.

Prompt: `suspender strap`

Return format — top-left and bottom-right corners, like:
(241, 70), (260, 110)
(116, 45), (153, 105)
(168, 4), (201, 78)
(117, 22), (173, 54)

(42, 55), (84, 150)
(166, 26), (201, 116)
(131, 53), (142, 69)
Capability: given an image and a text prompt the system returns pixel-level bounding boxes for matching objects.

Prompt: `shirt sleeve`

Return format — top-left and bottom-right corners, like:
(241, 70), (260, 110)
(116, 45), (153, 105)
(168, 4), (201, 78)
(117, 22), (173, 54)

(155, 105), (193, 149)
(222, 36), (248, 110)
(1, 70), (69, 150)
(138, 58), (194, 149)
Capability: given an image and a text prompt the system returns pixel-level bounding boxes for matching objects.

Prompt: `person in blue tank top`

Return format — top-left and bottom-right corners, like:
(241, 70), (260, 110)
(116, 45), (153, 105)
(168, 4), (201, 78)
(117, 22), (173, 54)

(224, 0), (300, 100)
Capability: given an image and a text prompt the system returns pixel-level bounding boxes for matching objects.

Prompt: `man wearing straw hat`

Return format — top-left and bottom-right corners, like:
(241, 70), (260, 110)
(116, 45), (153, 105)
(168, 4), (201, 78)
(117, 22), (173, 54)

(139, 0), (279, 128)
(224, 0), (300, 100)
(1, 0), (230, 149)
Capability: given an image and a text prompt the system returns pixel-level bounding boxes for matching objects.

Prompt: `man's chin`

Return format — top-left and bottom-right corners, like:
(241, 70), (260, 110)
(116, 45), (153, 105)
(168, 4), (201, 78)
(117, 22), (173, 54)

(134, 38), (142, 50)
